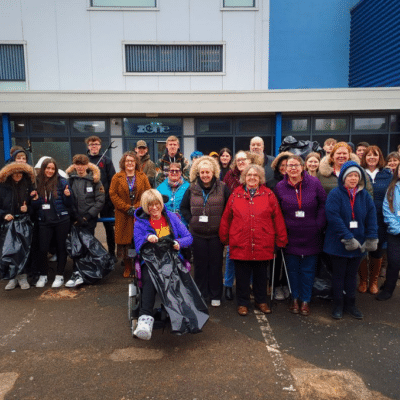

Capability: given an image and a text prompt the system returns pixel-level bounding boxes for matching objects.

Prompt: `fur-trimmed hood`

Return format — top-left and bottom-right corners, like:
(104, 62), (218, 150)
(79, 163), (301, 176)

(0, 162), (36, 184)
(271, 151), (293, 171)
(318, 153), (361, 178)
(65, 162), (101, 183)
(190, 156), (220, 182)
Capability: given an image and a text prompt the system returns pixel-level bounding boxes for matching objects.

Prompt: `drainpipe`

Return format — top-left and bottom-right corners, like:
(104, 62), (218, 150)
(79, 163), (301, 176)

(275, 112), (282, 156)
(2, 114), (11, 162)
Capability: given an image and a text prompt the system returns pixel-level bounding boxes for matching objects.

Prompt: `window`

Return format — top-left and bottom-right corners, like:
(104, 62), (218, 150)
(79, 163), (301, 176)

(282, 118), (309, 133)
(223, 0), (255, 7)
(91, 0), (156, 6)
(315, 118), (347, 132)
(123, 118), (182, 137)
(73, 120), (106, 135)
(0, 44), (25, 81)
(125, 44), (224, 73)
(353, 117), (386, 131)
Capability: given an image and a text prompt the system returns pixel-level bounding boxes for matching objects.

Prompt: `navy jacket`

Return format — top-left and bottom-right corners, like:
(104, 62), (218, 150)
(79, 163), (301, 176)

(323, 161), (378, 258)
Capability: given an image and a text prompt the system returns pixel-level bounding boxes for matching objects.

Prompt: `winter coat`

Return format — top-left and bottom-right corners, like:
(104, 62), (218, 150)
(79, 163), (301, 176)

(134, 207), (193, 253)
(383, 182), (400, 236)
(317, 153), (374, 198)
(155, 151), (189, 186)
(156, 178), (190, 225)
(267, 151), (292, 190)
(275, 172), (327, 256)
(323, 161), (378, 258)
(109, 170), (151, 245)
(139, 153), (156, 188)
(365, 168), (392, 243)
(0, 162), (36, 219)
(32, 176), (72, 223)
(66, 163), (105, 222)
(223, 167), (241, 192)
(87, 151), (116, 206)
(219, 185), (288, 261)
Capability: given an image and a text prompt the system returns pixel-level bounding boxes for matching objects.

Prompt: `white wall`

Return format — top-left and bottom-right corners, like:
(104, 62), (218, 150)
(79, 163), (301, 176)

(0, 0), (269, 91)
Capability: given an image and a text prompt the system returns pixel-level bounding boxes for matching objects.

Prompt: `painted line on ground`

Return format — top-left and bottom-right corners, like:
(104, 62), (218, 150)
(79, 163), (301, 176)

(255, 311), (297, 394)
(0, 309), (36, 347)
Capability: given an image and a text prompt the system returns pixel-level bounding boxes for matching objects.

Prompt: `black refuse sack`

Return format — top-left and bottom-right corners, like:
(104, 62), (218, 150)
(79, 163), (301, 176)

(312, 252), (333, 300)
(140, 236), (209, 335)
(0, 215), (33, 280)
(279, 136), (324, 159)
(66, 225), (114, 284)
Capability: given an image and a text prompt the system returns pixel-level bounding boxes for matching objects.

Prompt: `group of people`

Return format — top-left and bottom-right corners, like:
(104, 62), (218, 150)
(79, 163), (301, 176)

(2, 133), (400, 338)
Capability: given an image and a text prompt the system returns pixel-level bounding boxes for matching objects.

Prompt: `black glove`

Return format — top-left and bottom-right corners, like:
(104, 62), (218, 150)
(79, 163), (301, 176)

(341, 238), (361, 251)
(361, 238), (379, 253)
(74, 216), (85, 227)
(127, 207), (136, 217)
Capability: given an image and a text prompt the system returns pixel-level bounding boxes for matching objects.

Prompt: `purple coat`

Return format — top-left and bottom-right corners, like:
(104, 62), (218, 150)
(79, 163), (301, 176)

(134, 207), (193, 253)
(275, 172), (327, 256)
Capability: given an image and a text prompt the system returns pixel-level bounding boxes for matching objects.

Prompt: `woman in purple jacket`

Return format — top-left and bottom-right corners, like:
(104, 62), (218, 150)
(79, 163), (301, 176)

(275, 155), (327, 316)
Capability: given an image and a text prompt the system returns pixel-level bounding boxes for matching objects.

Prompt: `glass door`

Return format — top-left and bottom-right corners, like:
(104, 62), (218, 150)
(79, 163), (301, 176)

(125, 138), (167, 163)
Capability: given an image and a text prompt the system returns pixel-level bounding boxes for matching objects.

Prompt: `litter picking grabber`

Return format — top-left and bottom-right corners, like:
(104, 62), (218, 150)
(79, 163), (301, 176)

(270, 249), (292, 301)
(95, 141), (117, 166)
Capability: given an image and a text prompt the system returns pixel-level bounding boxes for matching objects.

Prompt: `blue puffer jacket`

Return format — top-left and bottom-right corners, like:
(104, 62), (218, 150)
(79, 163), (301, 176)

(366, 168), (392, 243)
(323, 161), (378, 258)
(32, 176), (72, 222)
(383, 182), (400, 236)
(156, 179), (190, 226)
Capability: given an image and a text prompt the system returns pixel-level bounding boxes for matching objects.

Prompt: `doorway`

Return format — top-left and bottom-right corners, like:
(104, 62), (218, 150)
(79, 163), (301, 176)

(125, 138), (167, 163)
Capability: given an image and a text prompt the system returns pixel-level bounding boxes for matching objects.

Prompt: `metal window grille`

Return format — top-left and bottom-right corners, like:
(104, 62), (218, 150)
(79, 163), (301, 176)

(125, 45), (223, 73)
(0, 44), (25, 81)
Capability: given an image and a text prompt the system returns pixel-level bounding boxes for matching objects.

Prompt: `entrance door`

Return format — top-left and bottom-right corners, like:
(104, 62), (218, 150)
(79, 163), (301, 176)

(125, 138), (167, 163)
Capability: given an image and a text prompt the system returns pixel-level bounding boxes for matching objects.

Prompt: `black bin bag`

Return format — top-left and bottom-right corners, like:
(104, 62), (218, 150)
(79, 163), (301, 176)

(0, 215), (33, 280)
(312, 252), (333, 300)
(66, 225), (114, 284)
(140, 237), (209, 335)
(279, 136), (324, 159)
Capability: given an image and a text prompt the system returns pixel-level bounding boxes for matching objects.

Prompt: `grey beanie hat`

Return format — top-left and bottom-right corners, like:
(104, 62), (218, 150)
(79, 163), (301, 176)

(342, 166), (361, 182)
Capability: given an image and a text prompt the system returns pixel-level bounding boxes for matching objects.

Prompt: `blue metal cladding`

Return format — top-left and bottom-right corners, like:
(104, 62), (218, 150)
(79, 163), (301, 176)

(125, 45), (223, 73)
(349, 0), (400, 87)
(0, 44), (25, 81)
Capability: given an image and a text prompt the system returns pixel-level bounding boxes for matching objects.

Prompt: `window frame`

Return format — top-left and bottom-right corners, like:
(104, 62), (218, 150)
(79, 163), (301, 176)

(87, 0), (159, 11)
(220, 0), (258, 11)
(0, 41), (28, 87)
(122, 42), (226, 76)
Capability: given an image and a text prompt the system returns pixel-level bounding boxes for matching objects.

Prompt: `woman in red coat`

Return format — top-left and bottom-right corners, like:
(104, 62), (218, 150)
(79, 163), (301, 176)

(219, 164), (288, 316)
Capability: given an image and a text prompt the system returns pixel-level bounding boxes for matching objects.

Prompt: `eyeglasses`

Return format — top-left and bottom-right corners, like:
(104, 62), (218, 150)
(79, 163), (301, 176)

(169, 170), (181, 174)
(125, 161), (135, 164)
(89, 143), (101, 147)
(236, 158), (247, 163)
(287, 164), (301, 169)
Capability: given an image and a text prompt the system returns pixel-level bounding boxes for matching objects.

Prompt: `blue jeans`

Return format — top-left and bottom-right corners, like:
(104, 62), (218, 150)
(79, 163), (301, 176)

(224, 246), (235, 288)
(285, 254), (318, 303)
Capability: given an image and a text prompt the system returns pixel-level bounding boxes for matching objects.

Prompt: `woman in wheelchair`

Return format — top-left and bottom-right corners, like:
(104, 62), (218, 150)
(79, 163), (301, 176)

(133, 189), (193, 340)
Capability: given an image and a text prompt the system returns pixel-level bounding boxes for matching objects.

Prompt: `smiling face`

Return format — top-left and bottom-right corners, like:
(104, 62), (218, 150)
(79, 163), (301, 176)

(15, 153), (27, 163)
(344, 171), (360, 189)
(148, 201), (162, 220)
(250, 140), (264, 155)
(44, 163), (56, 179)
(245, 168), (260, 189)
(387, 157), (400, 172)
(168, 166), (182, 183)
(236, 152), (250, 172)
(74, 163), (88, 177)
(333, 147), (350, 168)
(199, 166), (213, 185)
(12, 172), (23, 182)
(278, 159), (287, 175)
(87, 141), (101, 156)
(306, 156), (319, 172)
(365, 150), (379, 170)
(356, 146), (367, 159)
(286, 159), (303, 180)
(219, 151), (232, 168)
(125, 156), (136, 174)
(135, 146), (147, 158)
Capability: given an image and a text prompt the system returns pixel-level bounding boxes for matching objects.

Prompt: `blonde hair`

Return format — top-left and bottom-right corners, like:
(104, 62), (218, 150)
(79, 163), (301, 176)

(239, 164), (266, 185)
(140, 189), (164, 214)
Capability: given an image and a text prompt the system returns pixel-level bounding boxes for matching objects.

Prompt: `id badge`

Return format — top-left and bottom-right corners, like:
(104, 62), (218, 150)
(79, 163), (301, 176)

(128, 248), (136, 258)
(397, 211), (400, 217)
(295, 211), (305, 218)
(350, 221), (358, 229)
(86, 187), (93, 193)
(42, 204), (50, 210)
(199, 215), (209, 223)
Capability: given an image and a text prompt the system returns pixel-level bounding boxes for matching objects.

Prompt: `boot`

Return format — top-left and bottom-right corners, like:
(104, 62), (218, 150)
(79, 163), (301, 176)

(369, 257), (382, 295)
(133, 315), (154, 340)
(332, 299), (343, 319)
(123, 258), (133, 278)
(344, 297), (363, 319)
(16, 274), (30, 290)
(357, 257), (368, 293)
(224, 286), (234, 301)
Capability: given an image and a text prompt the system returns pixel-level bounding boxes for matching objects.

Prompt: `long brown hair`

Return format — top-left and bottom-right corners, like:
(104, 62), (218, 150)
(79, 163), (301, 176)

(386, 164), (400, 213)
(37, 158), (59, 199)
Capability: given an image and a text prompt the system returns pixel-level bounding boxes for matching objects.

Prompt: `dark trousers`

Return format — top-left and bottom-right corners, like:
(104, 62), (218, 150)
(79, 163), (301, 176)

(100, 203), (115, 257)
(382, 233), (400, 294)
(234, 260), (269, 307)
(331, 255), (362, 301)
(39, 219), (71, 275)
(139, 264), (157, 317)
(192, 235), (224, 301)
(26, 221), (40, 278)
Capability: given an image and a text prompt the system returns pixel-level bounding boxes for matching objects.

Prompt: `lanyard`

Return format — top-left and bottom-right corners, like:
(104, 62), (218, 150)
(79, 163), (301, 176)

(346, 187), (358, 220)
(126, 176), (136, 192)
(294, 183), (302, 210)
(202, 190), (211, 207)
(44, 190), (51, 203)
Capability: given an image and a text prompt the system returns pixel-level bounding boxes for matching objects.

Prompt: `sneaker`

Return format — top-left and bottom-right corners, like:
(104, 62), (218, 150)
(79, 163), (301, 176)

(133, 315), (154, 340)
(35, 275), (48, 288)
(274, 286), (285, 301)
(49, 254), (57, 262)
(17, 274), (30, 290)
(65, 273), (78, 288)
(51, 275), (64, 288)
(211, 300), (221, 307)
(282, 286), (290, 299)
(5, 279), (18, 290)
(75, 275), (84, 287)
